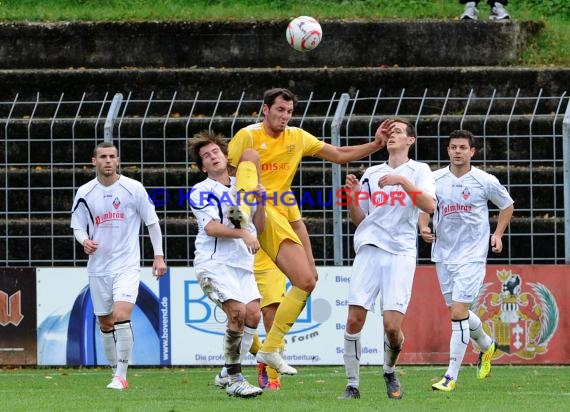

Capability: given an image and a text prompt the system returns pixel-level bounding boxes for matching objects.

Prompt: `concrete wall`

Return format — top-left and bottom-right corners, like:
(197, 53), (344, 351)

(0, 20), (543, 69)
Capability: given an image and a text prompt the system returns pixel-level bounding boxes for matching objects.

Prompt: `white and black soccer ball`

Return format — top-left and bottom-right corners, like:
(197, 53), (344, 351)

(285, 16), (322, 52)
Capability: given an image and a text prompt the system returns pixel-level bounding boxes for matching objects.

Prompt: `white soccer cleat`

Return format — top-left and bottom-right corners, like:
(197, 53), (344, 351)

(489, 3), (510, 21)
(460, 2), (478, 20)
(106, 375), (129, 390)
(225, 377), (263, 398)
(214, 372), (231, 388)
(256, 351), (297, 375)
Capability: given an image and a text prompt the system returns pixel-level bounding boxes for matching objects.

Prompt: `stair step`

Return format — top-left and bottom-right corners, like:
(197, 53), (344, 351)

(0, 20), (543, 70)
(1, 67), (568, 102)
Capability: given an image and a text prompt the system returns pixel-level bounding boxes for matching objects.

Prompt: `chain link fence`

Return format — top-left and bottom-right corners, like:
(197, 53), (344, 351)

(1, 90), (568, 266)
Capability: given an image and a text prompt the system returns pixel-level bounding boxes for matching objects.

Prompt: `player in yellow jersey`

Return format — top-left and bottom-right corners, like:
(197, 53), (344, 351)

(228, 88), (386, 374)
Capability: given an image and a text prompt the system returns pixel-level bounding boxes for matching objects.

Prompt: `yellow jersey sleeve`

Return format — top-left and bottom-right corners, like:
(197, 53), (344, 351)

(301, 129), (326, 157)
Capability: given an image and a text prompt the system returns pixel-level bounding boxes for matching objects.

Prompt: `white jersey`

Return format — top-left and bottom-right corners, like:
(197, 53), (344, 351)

(353, 159), (436, 257)
(70, 175), (159, 275)
(190, 177), (256, 271)
(431, 166), (514, 263)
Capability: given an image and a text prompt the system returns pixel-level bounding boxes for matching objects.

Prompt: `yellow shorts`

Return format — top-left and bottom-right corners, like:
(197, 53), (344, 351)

(255, 266), (287, 308)
(258, 205), (302, 261)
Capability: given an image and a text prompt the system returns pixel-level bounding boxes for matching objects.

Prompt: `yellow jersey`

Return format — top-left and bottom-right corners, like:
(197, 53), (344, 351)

(228, 123), (325, 216)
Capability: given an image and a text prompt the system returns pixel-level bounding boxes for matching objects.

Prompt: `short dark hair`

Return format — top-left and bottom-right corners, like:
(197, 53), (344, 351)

(263, 88), (298, 108)
(391, 118), (416, 138)
(188, 130), (228, 170)
(93, 142), (118, 157)
(448, 130), (476, 148)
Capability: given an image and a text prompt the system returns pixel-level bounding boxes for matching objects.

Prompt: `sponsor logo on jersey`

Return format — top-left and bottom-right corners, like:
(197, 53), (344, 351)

(261, 162), (291, 171)
(441, 203), (472, 216)
(95, 211), (125, 225)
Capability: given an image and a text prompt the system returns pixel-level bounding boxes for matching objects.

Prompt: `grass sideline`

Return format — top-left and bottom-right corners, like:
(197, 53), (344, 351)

(0, 0), (567, 65)
(1, 365), (568, 411)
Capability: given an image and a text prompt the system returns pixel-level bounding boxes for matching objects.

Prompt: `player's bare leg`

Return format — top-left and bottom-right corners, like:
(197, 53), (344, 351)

(383, 310), (404, 399)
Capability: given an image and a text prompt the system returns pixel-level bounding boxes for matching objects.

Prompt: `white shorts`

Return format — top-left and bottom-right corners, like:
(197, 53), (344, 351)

(435, 262), (486, 305)
(195, 262), (261, 307)
(89, 270), (140, 316)
(348, 244), (416, 314)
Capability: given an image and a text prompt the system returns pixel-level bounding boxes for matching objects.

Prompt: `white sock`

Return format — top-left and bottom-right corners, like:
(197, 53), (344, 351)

(468, 310), (492, 351)
(241, 326), (256, 363)
(114, 321), (133, 380)
(100, 328), (117, 375)
(446, 319), (469, 380)
(383, 334), (404, 374)
(343, 332), (361, 388)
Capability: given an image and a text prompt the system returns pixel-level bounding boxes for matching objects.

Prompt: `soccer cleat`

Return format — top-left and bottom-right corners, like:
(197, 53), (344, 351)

(228, 205), (250, 229)
(432, 375), (456, 392)
(383, 372), (403, 399)
(489, 3), (510, 20)
(477, 340), (497, 379)
(106, 375), (128, 390)
(460, 2), (478, 20)
(266, 377), (281, 391)
(214, 372), (231, 389)
(256, 351), (297, 375)
(257, 362), (269, 389)
(225, 376), (263, 398)
(338, 385), (360, 399)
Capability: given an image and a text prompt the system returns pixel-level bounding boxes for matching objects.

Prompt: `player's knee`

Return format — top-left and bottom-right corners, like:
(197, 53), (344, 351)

(294, 275), (316, 293)
(384, 325), (400, 344)
(346, 317), (364, 334)
(97, 316), (115, 331)
(246, 308), (261, 327)
(227, 316), (245, 331)
(226, 306), (246, 329)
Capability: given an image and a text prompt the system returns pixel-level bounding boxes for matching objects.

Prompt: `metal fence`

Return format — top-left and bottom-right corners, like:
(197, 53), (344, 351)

(1, 90), (568, 266)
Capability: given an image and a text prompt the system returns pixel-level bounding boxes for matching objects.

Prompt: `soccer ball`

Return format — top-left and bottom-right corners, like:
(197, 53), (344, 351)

(286, 16), (322, 52)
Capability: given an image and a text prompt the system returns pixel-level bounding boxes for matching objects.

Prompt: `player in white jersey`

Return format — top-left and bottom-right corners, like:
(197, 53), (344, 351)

(419, 130), (514, 392)
(70, 142), (167, 390)
(338, 119), (436, 400)
(188, 131), (265, 398)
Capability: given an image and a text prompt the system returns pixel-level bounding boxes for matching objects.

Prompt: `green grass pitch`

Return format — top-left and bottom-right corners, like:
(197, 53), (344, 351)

(1, 365), (568, 411)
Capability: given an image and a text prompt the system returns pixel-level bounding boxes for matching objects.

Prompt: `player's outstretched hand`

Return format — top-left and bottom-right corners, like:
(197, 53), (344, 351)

(374, 119), (394, 149)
